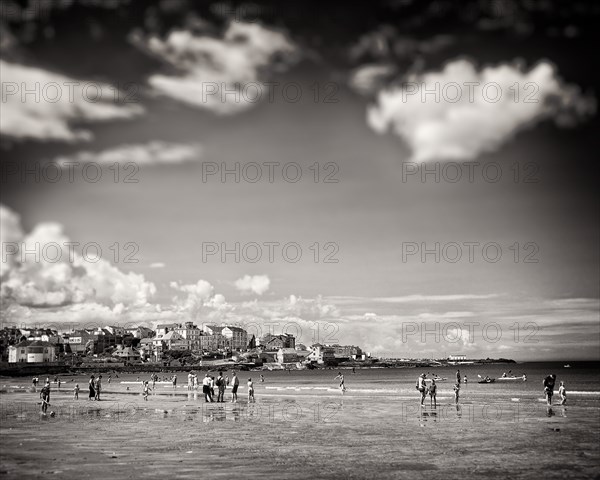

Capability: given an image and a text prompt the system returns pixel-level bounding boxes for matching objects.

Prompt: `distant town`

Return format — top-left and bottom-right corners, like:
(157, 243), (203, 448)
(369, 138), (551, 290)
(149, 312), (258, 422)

(0, 323), (515, 374)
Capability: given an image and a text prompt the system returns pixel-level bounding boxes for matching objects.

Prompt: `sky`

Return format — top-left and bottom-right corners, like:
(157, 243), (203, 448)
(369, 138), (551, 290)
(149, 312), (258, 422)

(1, 0), (599, 360)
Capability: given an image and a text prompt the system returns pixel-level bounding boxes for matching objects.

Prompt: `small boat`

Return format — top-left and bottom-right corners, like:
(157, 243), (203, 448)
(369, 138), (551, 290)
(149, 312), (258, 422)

(478, 378), (495, 384)
(564, 364), (571, 368)
(496, 375), (527, 382)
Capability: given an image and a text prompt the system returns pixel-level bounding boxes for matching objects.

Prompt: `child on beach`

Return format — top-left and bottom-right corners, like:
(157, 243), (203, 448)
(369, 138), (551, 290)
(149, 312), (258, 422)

(40, 383), (51, 414)
(429, 379), (437, 407)
(73, 384), (80, 400)
(453, 383), (460, 404)
(558, 381), (567, 405)
(247, 378), (255, 402)
(143, 381), (151, 401)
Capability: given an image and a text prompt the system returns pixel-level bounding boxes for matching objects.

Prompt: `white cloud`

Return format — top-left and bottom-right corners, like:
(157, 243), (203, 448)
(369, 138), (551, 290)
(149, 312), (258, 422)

(374, 294), (500, 303)
(0, 205), (156, 308)
(0, 59), (143, 142)
(234, 274), (270, 295)
(367, 59), (595, 162)
(54, 141), (202, 166)
(134, 21), (297, 114)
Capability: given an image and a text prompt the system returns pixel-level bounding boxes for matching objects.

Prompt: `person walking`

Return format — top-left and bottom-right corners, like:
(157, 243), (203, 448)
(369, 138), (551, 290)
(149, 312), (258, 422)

(543, 374), (557, 406)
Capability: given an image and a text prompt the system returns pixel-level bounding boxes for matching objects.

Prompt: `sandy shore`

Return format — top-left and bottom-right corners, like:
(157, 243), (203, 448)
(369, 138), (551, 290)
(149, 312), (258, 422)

(1, 380), (599, 480)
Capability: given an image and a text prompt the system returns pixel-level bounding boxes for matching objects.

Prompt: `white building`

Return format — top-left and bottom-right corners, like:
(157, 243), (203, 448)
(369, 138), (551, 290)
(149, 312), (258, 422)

(9, 340), (56, 363)
(448, 354), (467, 361)
(308, 344), (335, 364)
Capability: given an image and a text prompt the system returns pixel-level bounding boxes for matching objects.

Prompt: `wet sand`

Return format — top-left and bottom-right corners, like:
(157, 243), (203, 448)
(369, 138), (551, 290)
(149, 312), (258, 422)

(1, 376), (599, 479)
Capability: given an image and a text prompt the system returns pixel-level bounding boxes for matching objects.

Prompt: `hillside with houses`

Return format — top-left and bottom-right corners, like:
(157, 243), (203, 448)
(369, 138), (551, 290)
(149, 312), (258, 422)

(0, 323), (369, 371)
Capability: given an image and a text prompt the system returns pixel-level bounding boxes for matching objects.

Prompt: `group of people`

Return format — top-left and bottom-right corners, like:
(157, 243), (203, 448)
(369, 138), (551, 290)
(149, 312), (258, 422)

(543, 374), (567, 406)
(87, 374), (102, 400)
(141, 371), (256, 403)
(416, 373), (452, 406)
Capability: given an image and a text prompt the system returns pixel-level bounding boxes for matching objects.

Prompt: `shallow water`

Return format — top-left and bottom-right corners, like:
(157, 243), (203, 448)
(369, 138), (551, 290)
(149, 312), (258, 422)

(1, 362), (598, 479)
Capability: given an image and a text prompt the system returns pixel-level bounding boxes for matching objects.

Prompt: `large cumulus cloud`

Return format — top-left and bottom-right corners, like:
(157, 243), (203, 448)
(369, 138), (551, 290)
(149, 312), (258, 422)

(367, 59), (595, 162)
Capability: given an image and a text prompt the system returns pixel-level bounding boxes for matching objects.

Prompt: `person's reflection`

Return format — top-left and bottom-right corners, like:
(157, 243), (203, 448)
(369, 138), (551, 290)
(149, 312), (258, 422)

(546, 406), (555, 417)
(455, 404), (462, 419)
(188, 391), (197, 401)
(215, 405), (226, 422)
(232, 404), (241, 422)
(559, 407), (567, 418)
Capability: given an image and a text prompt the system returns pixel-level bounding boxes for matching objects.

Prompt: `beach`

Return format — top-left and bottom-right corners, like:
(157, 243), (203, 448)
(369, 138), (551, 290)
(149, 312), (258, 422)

(1, 363), (599, 479)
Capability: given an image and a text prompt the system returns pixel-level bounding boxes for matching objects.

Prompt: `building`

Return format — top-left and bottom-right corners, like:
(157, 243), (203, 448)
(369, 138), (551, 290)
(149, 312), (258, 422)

(222, 326), (248, 351)
(155, 323), (179, 337)
(8, 340), (57, 363)
(260, 334), (296, 351)
(329, 345), (363, 360)
(277, 348), (299, 364)
(198, 332), (227, 352)
(125, 326), (154, 339)
(203, 325), (248, 351)
(174, 322), (203, 350)
(152, 331), (189, 351)
(448, 354), (467, 361)
(62, 329), (96, 354)
(308, 344), (336, 364)
(112, 345), (140, 362)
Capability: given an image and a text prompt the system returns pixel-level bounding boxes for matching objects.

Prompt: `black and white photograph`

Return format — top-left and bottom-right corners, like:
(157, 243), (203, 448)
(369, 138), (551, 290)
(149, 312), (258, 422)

(1, 1), (599, 478)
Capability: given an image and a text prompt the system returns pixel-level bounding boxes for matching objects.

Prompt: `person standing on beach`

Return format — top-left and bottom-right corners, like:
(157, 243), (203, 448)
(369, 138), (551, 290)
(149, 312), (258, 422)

(88, 375), (96, 400)
(464, 375), (467, 384)
(216, 372), (226, 403)
(94, 375), (102, 401)
(558, 381), (567, 405)
(416, 374), (427, 406)
(429, 379), (437, 407)
(543, 374), (556, 406)
(231, 372), (239, 403)
(202, 374), (213, 402)
(73, 384), (80, 400)
(453, 383), (460, 404)
(456, 370), (461, 384)
(172, 374), (177, 389)
(247, 378), (255, 402)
